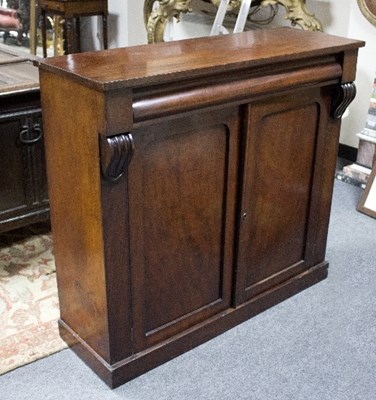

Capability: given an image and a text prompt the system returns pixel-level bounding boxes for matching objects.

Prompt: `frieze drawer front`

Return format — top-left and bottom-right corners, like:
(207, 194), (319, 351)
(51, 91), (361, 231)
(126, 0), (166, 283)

(37, 28), (364, 388)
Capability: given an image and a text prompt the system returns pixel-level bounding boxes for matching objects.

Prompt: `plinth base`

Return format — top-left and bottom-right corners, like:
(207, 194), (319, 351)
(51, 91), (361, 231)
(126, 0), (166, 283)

(59, 262), (328, 389)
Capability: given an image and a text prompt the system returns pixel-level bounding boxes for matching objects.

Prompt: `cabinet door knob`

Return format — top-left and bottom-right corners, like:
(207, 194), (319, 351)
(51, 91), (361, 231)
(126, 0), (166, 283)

(19, 123), (43, 144)
(242, 212), (248, 221)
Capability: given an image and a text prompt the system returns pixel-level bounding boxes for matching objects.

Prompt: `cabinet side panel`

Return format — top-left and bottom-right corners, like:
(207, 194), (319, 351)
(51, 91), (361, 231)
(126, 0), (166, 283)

(100, 177), (134, 362)
(129, 112), (238, 348)
(39, 71), (110, 361)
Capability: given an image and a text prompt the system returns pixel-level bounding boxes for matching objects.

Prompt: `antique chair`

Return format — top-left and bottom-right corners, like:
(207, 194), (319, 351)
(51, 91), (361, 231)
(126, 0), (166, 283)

(39, 0), (108, 57)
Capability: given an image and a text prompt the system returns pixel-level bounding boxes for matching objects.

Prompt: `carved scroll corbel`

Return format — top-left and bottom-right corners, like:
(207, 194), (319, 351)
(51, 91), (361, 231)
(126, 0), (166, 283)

(99, 133), (134, 183)
(330, 82), (357, 120)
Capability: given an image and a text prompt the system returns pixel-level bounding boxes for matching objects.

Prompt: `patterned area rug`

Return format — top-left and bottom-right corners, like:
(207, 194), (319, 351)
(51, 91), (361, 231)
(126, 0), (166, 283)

(0, 225), (67, 375)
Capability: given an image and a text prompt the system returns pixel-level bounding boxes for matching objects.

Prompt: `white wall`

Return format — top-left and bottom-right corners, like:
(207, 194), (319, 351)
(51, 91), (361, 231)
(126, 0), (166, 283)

(108, 0), (129, 48)
(127, 0), (147, 45)
(81, 0), (130, 51)
(341, 2), (376, 148)
(308, 0), (375, 148)
(113, 0), (375, 148)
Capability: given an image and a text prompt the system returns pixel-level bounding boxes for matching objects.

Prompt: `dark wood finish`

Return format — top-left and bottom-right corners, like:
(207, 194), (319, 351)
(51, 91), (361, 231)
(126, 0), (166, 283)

(37, 28), (364, 388)
(40, 0), (108, 57)
(235, 90), (325, 302)
(0, 47), (49, 233)
(129, 109), (240, 349)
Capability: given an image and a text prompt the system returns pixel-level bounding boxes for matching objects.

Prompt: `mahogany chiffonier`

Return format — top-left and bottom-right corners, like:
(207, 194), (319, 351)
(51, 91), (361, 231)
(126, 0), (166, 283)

(36, 28), (364, 388)
(0, 46), (49, 233)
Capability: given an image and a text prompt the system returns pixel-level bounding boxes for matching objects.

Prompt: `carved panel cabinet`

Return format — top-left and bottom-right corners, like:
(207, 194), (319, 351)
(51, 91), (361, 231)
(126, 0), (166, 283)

(37, 28), (363, 388)
(0, 46), (49, 233)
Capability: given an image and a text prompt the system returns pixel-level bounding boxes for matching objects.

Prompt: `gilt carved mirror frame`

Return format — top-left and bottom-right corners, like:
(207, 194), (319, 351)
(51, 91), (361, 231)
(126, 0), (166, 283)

(357, 0), (376, 26)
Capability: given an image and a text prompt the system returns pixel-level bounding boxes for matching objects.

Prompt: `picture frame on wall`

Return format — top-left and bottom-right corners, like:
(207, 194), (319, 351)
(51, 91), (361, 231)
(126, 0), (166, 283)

(357, 0), (376, 26)
(357, 164), (376, 219)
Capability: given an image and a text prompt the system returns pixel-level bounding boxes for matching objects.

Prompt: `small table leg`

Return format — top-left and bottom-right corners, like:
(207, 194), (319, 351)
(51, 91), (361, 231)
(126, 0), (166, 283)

(65, 17), (74, 54)
(102, 14), (108, 49)
(75, 17), (81, 53)
(29, 0), (37, 55)
(41, 10), (47, 58)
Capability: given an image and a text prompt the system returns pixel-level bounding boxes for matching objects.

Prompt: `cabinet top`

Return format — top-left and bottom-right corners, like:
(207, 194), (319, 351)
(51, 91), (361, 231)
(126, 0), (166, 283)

(36, 28), (364, 92)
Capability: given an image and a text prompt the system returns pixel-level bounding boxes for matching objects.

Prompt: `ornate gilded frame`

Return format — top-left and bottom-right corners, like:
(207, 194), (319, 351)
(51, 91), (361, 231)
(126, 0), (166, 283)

(357, 0), (376, 26)
(144, 0), (323, 43)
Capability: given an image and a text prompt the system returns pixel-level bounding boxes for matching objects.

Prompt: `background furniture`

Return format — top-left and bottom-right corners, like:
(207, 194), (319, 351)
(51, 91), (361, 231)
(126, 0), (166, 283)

(37, 28), (363, 388)
(1, 1), (39, 54)
(39, 0), (108, 57)
(0, 5), (22, 45)
(358, 0), (376, 26)
(0, 45), (48, 233)
(358, 161), (376, 218)
(337, 75), (376, 186)
(144, 0), (323, 43)
(29, 0), (38, 55)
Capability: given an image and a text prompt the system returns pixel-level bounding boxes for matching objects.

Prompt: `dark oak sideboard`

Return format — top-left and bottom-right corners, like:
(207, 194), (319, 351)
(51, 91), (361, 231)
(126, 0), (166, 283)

(0, 46), (49, 233)
(37, 28), (364, 388)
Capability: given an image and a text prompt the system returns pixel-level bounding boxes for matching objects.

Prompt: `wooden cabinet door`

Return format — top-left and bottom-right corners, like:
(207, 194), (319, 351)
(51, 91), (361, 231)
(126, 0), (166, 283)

(235, 87), (332, 304)
(128, 108), (240, 350)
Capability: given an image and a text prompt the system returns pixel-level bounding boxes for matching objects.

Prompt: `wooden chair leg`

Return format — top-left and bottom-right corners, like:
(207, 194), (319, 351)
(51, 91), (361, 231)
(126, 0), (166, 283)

(102, 14), (108, 49)
(29, 0), (37, 55)
(41, 10), (47, 58)
(75, 17), (81, 53)
(65, 17), (74, 54)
